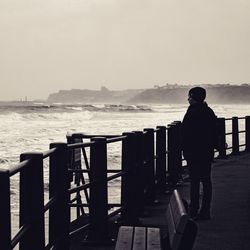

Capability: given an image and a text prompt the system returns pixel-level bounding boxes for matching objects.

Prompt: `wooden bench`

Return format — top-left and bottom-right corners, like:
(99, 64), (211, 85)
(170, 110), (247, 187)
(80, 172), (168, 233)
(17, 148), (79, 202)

(164, 189), (197, 250)
(115, 190), (197, 250)
(115, 226), (161, 250)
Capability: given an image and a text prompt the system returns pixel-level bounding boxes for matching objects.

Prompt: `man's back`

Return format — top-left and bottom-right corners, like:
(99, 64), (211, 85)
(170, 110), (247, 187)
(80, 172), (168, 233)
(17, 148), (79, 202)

(182, 102), (217, 161)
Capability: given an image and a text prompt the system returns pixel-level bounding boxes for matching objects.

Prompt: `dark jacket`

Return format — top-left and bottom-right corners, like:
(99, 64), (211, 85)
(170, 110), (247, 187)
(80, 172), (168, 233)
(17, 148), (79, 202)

(182, 102), (217, 162)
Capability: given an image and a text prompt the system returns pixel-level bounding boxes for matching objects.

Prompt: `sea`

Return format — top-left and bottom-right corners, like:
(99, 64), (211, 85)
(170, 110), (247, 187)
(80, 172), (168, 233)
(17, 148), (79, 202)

(0, 102), (249, 243)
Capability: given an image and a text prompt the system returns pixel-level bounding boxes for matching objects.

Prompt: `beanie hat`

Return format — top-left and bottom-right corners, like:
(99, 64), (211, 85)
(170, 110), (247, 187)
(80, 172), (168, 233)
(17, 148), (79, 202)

(188, 87), (206, 102)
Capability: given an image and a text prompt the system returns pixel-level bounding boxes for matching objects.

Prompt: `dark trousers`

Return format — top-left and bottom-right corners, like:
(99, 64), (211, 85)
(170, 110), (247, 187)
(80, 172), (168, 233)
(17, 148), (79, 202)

(187, 159), (212, 215)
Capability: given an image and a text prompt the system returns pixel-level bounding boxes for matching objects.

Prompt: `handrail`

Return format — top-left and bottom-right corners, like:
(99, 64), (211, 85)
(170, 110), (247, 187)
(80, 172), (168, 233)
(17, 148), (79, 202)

(9, 159), (31, 176)
(68, 169), (121, 173)
(69, 183), (91, 194)
(69, 203), (121, 208)
(43, 147), (57, 158)
(44, 197), (56, 212)
(107, 135), (127, 143)
(68, 133), (121, 139)
(238, 130), (246, 133)
(67, 141), (95, 149)
(69, 223), (90, 238)
(107, 171), (123, 181)
(11, 223), (31, 249)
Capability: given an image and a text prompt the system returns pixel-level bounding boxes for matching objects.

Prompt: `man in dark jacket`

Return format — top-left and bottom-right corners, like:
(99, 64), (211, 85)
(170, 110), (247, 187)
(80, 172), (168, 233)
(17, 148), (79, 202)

(182, 87), (217, 220)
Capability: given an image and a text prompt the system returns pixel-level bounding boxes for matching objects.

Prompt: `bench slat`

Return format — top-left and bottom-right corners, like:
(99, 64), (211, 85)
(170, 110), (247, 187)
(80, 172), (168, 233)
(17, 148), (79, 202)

(115, 226), (134, 250)
(133, 227), (146, 250)
(147, 227), (161, 250)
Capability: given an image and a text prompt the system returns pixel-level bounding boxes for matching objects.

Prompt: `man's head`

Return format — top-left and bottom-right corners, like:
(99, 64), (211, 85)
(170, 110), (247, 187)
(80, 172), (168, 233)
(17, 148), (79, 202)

(188, 87), (206, 104)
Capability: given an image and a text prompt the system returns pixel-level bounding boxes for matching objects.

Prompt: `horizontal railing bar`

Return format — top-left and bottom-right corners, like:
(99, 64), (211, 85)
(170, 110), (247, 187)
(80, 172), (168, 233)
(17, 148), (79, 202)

(68, 169), (121, 173)
(225, 117), (245, 120)
(107, 172), (123, 181)
(153, 153), (168, 159)
(108, 207), (122, 219)
(87, 134), (121, 138)
(226, 146), (233, 150)
(67, 141), (95, 149)
(107, 169), (121, 173)
(45, 242), (56, 250)
(69, 203), (121, 208)
(68, 169), (89, 173)
(43, 147), (57, 159)
(70, 196), (78, 203)
(69, 183), (90, 194)
(108, 204), (121, 208)
(44, 197), (56, 212)
(238, 130), (246, 133)
(69, 203), (88, 207)
(9, 159), (31, 176)
(11, 223), (31, 249)
(69, 223), (90, 238)
(70, 134), (121, 139)
(225, 132), (232, 135)
(239, 144), (246, 147)
(107, 136), (127, 143)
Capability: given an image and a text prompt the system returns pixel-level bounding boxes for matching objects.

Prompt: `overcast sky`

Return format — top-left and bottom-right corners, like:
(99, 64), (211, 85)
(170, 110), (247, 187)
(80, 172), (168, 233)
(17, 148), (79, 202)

(1, 0), (250, 101)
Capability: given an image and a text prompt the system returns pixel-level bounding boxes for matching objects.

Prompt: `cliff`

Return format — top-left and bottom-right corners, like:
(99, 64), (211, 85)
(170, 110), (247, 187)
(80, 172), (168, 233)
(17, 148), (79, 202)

(47, 88), (144, 103)
(128, 85), (250, 104)
(47, 85), (250, 104)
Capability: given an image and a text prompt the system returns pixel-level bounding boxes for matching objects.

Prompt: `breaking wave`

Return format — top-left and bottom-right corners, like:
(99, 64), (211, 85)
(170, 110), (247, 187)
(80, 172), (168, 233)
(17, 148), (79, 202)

(0, 103), (153, 117)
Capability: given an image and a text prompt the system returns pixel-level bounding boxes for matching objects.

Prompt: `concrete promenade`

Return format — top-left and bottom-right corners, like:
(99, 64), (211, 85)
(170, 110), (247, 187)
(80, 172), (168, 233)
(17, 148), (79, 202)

(71, 153), (250, 250)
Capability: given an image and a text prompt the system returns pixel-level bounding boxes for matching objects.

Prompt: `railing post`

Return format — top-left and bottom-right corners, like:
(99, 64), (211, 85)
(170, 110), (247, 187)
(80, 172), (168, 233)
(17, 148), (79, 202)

(19, 152), (45, 250)
(245, 116), (250, 152)
(167, 124), (179, 185)
(143, 128), (157, 205)
(133, 131), (145, 215)
(88, 137), (109, 240)
(217, 118), (227, 158)
(49, 143), (70, 250)
(156, 126), (167, 193)
(121, 132), (139, 224)
(0, 169), (11, 250)
(232, 117), (239, 155)
(69, 133), (87, 218)
(172, 121), (183, 178)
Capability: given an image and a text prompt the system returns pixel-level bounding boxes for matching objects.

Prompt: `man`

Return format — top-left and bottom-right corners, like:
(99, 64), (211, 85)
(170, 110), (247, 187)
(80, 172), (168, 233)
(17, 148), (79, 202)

(182, 87), (217, 220)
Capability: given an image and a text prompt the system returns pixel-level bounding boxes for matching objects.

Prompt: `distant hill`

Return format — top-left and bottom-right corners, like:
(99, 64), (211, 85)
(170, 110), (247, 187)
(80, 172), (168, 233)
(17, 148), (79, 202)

(47, 85), (250, 104)
(128, 85), (250, 104)
(47, 87), (144, 103)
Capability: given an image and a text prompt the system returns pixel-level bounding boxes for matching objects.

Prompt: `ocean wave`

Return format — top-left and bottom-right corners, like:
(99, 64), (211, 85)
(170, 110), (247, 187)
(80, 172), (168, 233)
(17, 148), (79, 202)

(0, 110), (94, 121)
(0, 158), (9, 164)
(0, 103), (153, 117)
(103, 104), (152, 112)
